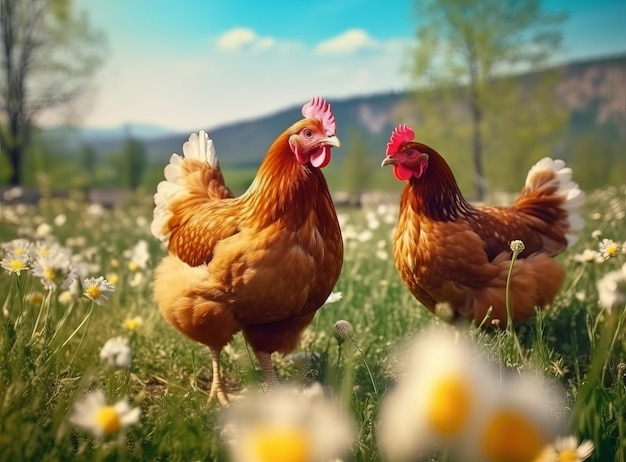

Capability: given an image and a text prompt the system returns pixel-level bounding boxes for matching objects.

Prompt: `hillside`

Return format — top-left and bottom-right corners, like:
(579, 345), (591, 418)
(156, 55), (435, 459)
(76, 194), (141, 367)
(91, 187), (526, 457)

(86, 54), (625, 168)
(33, 53), (625, 195)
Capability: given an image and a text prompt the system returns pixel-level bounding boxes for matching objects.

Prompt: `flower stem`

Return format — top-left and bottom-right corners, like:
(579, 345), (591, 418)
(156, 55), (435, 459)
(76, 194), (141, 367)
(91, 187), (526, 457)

(505, 247), (525, 362)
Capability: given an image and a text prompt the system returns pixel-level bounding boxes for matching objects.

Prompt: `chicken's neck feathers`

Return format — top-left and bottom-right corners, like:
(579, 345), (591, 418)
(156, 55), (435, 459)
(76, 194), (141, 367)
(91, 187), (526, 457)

(243, 131), (334, 229)
(403, 153), (474, 222)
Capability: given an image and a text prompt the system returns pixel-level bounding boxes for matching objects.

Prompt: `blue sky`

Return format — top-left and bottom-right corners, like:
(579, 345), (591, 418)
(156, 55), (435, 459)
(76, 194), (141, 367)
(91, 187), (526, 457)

(64, 0), (626, 132)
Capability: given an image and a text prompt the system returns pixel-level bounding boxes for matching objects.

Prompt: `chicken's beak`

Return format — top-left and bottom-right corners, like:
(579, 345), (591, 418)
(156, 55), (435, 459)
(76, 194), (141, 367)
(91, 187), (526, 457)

(381, 155), (396, 167)
(320, 135), (341, 148)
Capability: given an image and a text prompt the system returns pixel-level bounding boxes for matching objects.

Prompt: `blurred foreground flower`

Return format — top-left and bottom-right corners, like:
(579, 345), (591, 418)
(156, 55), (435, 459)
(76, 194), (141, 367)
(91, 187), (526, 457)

(70, 390), (140, 438)
(221, 384), (354, 462)
(83, 276), (115, 305)
(377, 326), (565, 462)
(535, 436), (595, 462)
(100, 337), (132, 369)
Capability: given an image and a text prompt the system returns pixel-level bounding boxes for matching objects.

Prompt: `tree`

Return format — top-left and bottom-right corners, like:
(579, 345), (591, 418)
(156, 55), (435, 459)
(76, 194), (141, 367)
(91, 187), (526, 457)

(411, 0), (567, 200)
(123, 137), (147, 191)
(342, 130), (375, 207)
(0, 0), (104, 185)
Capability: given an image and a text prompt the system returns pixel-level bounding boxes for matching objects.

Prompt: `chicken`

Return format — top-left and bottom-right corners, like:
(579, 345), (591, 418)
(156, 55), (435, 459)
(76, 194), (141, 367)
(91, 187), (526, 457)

(151, 97), (343, 405)
(381, 124), (585, 325)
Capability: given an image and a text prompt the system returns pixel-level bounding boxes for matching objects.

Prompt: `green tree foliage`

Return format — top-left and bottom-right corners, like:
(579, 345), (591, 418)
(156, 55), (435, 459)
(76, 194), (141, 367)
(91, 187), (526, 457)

(0, 0), (104, 185)
(342, 130), (376, 206)
(123, 138), (148, 191)
(411, 0), (567, 200)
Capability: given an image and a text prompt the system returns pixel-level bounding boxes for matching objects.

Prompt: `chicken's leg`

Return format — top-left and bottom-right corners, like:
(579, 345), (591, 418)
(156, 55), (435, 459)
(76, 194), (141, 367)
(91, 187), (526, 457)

(207, 347), (230, 406)
(255, 350), (278, 390)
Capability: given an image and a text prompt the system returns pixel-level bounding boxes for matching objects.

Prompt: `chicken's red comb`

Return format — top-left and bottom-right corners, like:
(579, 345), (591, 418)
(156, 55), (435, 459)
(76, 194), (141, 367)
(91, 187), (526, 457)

(386, 124), (415, 155)
(302, 97), (336, 135)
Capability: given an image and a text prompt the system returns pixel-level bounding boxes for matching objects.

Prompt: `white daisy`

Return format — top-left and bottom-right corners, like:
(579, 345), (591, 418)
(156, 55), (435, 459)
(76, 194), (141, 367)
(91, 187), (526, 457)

(32, 249), (76, 289)
(83, 276), (115, 305)
(100, 337), (132, 369)
(0, 252), (30, 275)
(598, 238), (621, 260)
(70, 389), (140, 438)
(221, 385), (354, 462)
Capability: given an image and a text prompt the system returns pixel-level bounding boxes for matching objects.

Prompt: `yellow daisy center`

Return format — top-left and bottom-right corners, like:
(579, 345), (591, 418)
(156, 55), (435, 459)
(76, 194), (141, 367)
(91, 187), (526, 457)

(606, 243), (619, 256)
(128, 261), (139, 272)
(107, 273), (119, 286)
(43, 268), (55, 281)
(248, 426), (311, 462)
(10, 259), (25, 271)
(480, 409), (545, 462)
(124, 318), (141, 330)
(86, 286), (102, 300)
(559, 449), (579, 462)
(96, 406), (121, 434)
(427, 375), (472, 436)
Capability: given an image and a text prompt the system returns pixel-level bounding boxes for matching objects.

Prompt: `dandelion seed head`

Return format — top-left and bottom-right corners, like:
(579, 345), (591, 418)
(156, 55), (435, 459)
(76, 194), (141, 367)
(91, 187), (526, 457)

(333, 320), (353, 342)
(510, 240), (525, 254)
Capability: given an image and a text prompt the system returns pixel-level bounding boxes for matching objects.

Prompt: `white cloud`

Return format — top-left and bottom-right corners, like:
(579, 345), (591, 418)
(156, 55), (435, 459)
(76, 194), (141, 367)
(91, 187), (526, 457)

(216, 27), (276, 52)
(315, 29), (380, 55)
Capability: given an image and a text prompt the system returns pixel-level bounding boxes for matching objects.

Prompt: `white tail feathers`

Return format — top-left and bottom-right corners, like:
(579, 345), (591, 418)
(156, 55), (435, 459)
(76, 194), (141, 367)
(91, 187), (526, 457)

(525, 157), (586, 246)
(151, 130), (219, 244)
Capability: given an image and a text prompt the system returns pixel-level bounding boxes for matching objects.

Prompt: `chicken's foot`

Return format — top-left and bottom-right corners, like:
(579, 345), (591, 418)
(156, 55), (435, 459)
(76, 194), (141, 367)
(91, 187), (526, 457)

(256, 350), (278, 390)
(207, 347), (231, 407)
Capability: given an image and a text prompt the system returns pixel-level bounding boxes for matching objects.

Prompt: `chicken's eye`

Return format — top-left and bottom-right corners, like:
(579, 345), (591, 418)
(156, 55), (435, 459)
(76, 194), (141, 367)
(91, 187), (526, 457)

(303, 129), (313, 138)
(406, 150), (415, 157)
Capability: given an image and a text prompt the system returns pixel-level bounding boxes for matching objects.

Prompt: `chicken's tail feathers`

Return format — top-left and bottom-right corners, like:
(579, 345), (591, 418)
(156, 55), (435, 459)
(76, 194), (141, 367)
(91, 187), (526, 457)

(151, 131), (232, 244)
(516, 157), (585, 250)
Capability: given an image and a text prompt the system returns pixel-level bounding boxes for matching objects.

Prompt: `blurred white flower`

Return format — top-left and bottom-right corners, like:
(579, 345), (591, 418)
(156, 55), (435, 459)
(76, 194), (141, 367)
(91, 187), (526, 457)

(83, 276), (115, 305)
(375, 249), (389, 260)
(377, 326), (566, 462)
(573, 249), (603, 264)
(124, 239), (150, 270)
(221, 385), (354, 462)
(35, 223), (53, 238)
(123, 316), (144, 331)
(54, 213), (67, 227)
(32, 249), (76, 290)
(100, 337), (132, 369)
(324, 292), (343, 305)
(596, 263), (626, 312)
(591, 229), (602, 239)
(70, 389), (140, 438)
(58, 290), (74, 305)
(2, 238), (32, 257)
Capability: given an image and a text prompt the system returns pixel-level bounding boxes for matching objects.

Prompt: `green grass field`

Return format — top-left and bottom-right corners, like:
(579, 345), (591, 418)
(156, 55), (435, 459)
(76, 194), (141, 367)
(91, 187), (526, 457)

(0, 185), (625, 461)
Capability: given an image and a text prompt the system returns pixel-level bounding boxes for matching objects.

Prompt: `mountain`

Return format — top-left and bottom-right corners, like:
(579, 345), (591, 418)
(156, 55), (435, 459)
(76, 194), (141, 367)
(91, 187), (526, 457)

(41, 53), (626, 173)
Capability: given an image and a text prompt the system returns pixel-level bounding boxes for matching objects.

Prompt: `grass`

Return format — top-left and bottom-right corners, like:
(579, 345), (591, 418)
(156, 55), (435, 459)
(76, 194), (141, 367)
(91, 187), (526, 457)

(0, 184), (625, 461)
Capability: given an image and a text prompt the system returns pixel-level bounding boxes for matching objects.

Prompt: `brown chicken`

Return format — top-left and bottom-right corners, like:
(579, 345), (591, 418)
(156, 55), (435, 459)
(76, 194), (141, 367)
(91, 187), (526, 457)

(381, 124), (585, 325)
(151, 97), (343, 405)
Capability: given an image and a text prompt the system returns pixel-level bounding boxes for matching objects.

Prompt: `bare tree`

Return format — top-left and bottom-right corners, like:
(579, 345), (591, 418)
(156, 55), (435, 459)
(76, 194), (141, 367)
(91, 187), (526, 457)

(0, 0), (104, 185)
(411, 0), (566, 200)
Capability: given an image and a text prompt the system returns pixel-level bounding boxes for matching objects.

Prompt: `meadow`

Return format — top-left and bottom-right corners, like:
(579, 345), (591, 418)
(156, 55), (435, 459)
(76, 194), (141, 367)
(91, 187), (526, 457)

(0, 184), (625, 461)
